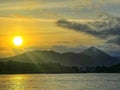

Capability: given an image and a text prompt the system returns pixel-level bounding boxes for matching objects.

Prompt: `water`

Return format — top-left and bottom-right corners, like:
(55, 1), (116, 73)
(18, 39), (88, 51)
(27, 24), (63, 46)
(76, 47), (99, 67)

(0, 74), (120, 90)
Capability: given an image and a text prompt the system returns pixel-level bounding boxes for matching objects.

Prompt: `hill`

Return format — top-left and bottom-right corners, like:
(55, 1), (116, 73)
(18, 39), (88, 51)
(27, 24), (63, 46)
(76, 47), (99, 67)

(0, 47), (120, 67)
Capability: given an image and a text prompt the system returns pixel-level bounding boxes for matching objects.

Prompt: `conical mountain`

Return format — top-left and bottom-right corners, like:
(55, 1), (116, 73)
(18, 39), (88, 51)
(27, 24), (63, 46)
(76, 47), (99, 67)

(80, 47), (119, 66)
(81, 47), (110, 57)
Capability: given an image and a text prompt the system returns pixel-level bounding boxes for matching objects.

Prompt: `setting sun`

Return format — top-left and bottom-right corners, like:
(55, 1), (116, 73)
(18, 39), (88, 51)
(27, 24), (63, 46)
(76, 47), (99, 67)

(13, 36), (23, 46)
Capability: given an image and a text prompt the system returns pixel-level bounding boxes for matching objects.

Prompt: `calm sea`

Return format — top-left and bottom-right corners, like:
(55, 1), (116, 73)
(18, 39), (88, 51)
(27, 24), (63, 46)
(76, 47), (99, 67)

(0, 74), (120, 90)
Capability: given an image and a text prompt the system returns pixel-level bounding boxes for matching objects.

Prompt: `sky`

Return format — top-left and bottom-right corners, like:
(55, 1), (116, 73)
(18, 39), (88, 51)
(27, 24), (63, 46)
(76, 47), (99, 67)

(0, 0), (120, 57)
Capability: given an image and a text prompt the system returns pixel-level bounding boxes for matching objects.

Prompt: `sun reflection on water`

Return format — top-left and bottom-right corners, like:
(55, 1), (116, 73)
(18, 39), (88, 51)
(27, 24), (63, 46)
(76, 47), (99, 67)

(7, 75), (27, 90)
(13, 76), (23, 80)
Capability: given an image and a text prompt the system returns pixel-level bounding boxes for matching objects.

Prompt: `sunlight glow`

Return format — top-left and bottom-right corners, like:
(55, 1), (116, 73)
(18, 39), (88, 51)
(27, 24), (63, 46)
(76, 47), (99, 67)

(13, 36), (23, 46)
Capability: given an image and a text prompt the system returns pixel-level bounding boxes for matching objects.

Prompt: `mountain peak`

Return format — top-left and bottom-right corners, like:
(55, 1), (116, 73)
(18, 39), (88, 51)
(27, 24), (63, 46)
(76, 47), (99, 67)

(83, 46), (102, 51)
(88, 46), (98, 49)
(81, 47), (109, 57)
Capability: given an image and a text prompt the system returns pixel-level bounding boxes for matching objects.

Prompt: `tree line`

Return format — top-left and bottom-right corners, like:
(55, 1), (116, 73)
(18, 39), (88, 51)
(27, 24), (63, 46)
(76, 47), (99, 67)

(0, 61), (120, 74)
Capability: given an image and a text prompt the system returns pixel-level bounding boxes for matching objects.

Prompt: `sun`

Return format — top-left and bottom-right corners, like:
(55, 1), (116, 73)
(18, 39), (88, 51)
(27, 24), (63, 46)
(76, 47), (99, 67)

(13, 36), (23, 46)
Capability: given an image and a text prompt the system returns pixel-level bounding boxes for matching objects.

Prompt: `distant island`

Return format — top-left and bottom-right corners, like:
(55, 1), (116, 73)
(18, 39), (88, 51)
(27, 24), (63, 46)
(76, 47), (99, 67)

(0, 47), (120, 74)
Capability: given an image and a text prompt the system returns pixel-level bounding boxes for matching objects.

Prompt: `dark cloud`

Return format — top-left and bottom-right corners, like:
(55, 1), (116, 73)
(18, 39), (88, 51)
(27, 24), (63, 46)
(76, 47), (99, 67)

(56, 13), (120, 45)
(57, 19), (100, 36)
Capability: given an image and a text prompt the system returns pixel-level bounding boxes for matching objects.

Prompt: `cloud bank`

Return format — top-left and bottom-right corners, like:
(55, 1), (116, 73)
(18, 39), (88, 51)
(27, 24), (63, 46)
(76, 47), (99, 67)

(57, 13), (120, 46)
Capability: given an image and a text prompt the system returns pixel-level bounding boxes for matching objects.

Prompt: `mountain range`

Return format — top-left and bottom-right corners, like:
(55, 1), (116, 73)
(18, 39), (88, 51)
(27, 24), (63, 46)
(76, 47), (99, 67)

(0, 47), (120, 67)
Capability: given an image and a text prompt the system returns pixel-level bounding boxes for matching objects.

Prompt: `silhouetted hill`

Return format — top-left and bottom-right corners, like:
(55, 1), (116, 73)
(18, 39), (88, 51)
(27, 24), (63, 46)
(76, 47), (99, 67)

(0, 47), (120, 67)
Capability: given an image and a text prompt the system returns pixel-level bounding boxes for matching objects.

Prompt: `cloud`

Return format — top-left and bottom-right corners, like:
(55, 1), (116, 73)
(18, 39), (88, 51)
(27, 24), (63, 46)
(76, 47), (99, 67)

(57, 19), (103, 37)
(107, 36), (120, 46)
(0, 16), (56, 22)
(51, 45), (86, 53)
(96, 43), (120, 56)
(0, 0), (74, 11)
(56, 13), (120, 46)
(0, 1), (40, 11)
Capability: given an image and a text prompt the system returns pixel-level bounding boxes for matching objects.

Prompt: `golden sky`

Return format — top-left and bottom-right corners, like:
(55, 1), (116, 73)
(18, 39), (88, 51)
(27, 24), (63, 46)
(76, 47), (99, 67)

(0, 17), (104, 57)
(0, 0), (120, 57)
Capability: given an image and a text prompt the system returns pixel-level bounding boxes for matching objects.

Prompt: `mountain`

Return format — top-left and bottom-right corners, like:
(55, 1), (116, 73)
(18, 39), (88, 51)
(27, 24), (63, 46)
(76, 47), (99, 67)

(0, 47), (120, 67)
(80, 47), (120, 66)
(81, 47), (110, 57)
